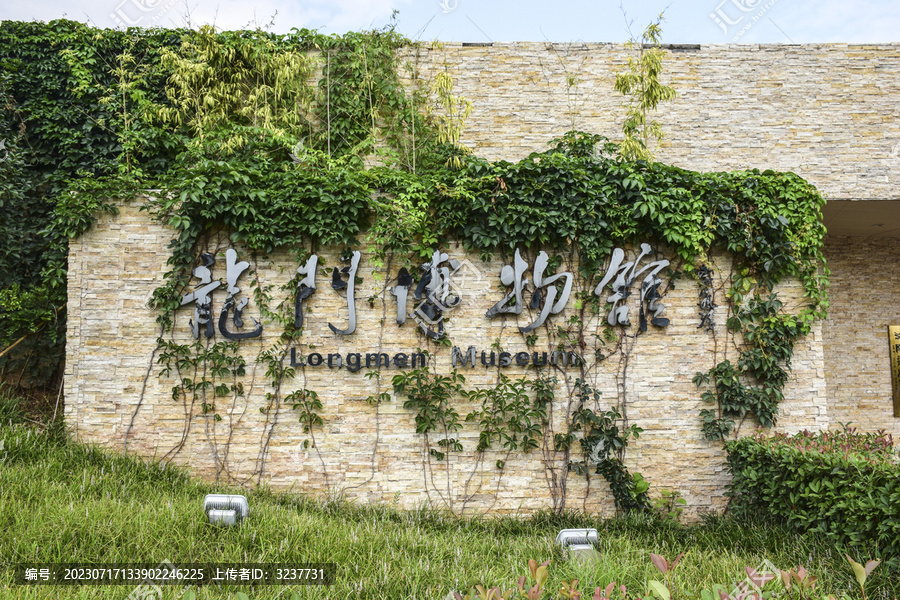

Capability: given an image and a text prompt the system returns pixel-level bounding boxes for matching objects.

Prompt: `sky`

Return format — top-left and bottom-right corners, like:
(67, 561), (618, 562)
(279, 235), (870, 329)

(1, 0), (898, 44)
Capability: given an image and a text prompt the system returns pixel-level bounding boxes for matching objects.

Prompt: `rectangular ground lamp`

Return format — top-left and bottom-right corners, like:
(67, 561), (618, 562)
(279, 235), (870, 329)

(204, 494), (250, 526)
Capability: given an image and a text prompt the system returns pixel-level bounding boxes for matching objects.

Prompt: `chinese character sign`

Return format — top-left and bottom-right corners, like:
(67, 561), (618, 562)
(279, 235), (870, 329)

(180, 250), (262, 340)
(390, 267), (414, 326)
(484, 249), (573, 333)
(412, 250), (462, 339)
(219, 249), (263, 340)
(180, 252), (220, 339)
(329, 251), (361, 336)
(528, 250), (573, 333)
(594, 243), (670, 331)
(294, 254), (318, 328)
(180, 246), (673, 342)
(485, 248), (529, 319)
(890, 326), (900, 417)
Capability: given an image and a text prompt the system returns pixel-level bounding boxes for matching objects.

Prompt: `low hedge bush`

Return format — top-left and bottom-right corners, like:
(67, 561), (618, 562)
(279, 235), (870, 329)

(725, 427), (900, 564)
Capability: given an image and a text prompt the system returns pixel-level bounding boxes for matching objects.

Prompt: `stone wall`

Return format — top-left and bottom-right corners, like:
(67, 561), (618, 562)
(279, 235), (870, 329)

(823, 236), (900, 437)
(405, 43), (900, 201)
(66, 202), (828, 517)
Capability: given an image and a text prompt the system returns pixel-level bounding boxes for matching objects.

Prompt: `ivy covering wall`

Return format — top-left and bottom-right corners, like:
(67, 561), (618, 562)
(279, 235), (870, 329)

(0, 20), (829, 512)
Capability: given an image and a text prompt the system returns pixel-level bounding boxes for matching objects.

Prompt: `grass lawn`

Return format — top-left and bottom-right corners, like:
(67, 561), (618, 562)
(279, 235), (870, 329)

(0, 390), (897, 600)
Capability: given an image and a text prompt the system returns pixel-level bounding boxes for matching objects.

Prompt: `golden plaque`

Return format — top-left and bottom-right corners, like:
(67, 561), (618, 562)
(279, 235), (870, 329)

(890, 326), (900, 417)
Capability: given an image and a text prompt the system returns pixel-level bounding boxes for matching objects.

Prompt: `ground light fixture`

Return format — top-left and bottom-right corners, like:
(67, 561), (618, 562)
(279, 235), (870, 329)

(204, 494), (250, 526)
(555, 528), (599, 560)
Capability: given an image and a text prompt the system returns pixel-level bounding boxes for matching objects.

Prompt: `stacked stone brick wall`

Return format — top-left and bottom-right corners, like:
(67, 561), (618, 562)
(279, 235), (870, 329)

(404, 43), (900, 201)
(66, 202), (827, 517)
(823, 236), (900, 437)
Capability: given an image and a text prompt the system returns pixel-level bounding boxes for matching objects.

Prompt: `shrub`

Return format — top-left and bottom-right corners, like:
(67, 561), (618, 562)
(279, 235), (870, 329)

(725, 427), (900, 564)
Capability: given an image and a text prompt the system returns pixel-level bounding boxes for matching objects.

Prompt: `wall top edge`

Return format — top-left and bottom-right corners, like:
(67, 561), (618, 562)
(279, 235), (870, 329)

(415, 41), (900, 51)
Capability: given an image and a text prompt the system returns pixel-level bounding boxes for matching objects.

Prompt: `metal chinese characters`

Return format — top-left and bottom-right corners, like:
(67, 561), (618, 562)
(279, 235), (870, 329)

(328, 250), (361, 335)
(217, 249), (263, 340)
(697, 264), (716, 331)
(594, 243), (670, 331)
(180, 253), (220, 339)
(485, 249), (529, 319)
(523, 250), (573, 333)
(390, 267), (414, 326)
(180, 245), (674, 342)
(485, 250), (573, 333)
(181, 250), (262, 340)
(412, 250), (461, 339)
(294, 255), (318, 328)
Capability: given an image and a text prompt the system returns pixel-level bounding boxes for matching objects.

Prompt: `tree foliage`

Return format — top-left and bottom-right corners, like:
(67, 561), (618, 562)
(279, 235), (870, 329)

(614, 15), (677, 161)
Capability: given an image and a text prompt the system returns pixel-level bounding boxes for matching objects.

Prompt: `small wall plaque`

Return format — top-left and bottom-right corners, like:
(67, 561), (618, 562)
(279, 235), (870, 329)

(890, 326), (900, 417)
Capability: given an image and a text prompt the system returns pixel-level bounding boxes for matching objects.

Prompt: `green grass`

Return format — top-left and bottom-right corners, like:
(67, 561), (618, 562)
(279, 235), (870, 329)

(0, 387), (897, 600)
